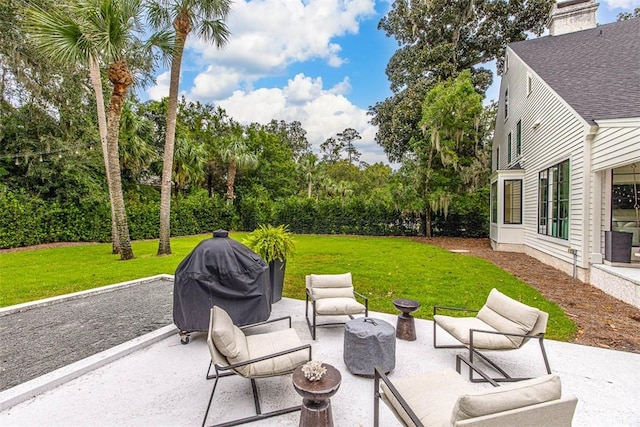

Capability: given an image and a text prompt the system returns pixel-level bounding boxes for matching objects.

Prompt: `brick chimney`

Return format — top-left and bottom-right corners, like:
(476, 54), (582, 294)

(548, 0), (599, 36)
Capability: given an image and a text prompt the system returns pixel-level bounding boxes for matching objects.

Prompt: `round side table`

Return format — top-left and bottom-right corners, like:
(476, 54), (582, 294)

(393, 298), (421, 341)
(292, 363), (342, 427)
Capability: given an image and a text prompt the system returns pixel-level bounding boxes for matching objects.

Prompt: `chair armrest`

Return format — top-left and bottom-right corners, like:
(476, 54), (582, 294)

(433, 305), (479, 316)
(469, 328), (544, 341)
(306, 287), (317, 302)
(216, 343), (312, 372)
(240, 315), (293, 330)
(353, 290), (368, 305)
(374, 367), (424, 427)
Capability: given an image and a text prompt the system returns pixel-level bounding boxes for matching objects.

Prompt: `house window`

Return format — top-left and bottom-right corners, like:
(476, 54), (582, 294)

(538, 159), (570, 239)
(507, 133), (512, 163)
(504, 180), (522, 224)
(491, 181), (498, 223)
(505, 53), (509, 72)
(496, 147), (500, 170)
(516, 120), (522, 156)
(611, 165), (640, 246)
(504, 88), (509, 119)
(527, 74), (532, 96)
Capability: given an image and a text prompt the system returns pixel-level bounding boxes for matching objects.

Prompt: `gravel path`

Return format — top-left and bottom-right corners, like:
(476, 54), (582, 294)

(0, 278), (174, 392)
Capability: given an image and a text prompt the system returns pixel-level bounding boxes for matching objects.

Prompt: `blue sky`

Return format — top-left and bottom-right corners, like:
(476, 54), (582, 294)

(144, 0), (639, 165)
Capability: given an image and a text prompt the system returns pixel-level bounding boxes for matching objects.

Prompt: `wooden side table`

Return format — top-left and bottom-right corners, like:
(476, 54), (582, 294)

(292, 363), (342, 427)
(393, 298), (421, 341)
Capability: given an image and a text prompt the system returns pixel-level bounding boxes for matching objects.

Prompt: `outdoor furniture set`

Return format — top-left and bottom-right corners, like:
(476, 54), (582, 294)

(201, 273), (577, 427)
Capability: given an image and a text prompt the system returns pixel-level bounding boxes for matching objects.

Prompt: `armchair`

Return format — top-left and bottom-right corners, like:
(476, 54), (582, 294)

(374, 367), (577, 427)
(433, 288), (551, 382)
(203, 305), (312, 427)
(305, 273), (368, 340)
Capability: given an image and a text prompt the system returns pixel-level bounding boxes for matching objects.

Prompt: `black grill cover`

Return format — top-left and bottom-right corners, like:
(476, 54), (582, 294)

(173, 230), (271, 331)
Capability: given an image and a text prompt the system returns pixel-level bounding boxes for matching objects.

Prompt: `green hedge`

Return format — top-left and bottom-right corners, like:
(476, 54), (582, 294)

(0, 189), (488, 249)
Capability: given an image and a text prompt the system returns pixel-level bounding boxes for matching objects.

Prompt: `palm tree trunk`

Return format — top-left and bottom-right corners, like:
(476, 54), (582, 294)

(226, 161), (237, 205)
(158, 15), (191, 255)
(106, 60), (134, 260)
(89, 55), (120, 254)
(307, 179), (312, 198)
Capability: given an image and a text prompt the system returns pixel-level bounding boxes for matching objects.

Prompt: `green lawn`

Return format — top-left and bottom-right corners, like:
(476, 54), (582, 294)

(0, 233), (576, 341)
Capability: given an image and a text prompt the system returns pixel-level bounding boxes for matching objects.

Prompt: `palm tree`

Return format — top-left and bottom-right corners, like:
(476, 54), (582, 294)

(147, 0), (231, 255)
(172, 135), (207, 197)
(25, 0), (152, 260)
(297, 153), (319, 198)
(219, 128), (258, 206)
(119, 99), (157, 181)
(25, 3), (119, 253)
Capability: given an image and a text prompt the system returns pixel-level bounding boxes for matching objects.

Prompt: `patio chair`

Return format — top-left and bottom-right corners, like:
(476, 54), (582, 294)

(374, 367), (578, 427)
(433, 288), (551, 383)
(305, 272), (369, 340)
(202, 306), (312, 427)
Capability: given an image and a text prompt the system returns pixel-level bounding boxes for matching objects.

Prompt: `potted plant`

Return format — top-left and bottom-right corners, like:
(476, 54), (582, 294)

(243, 224), (295, 303)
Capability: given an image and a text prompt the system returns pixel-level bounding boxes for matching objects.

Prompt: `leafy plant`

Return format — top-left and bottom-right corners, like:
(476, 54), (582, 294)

(243, 224), (295, 263)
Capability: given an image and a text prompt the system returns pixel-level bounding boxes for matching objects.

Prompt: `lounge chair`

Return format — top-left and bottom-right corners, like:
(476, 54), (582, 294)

(202, 306), (312, 426)
(433, 288), (551, 382)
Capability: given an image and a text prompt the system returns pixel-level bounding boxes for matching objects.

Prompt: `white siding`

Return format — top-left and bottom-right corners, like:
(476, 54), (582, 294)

(493, 48), (588, 267)
(592, 123), (640, 172)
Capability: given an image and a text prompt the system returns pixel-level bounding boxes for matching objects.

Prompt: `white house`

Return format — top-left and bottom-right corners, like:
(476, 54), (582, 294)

(491, 0), (640, 308)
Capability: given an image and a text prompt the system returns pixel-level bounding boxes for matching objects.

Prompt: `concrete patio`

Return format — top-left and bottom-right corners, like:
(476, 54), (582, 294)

(1, 282), (639, 426)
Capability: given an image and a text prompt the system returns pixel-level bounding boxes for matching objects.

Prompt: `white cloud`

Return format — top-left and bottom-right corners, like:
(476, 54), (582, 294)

(189, 66), (243, 99)
(188, 0), (375, 81)
(146, 1), (390, 164)
(215, 73), (386, 164)
(602, 0), (640, 9)
(147, 71), (171, 100)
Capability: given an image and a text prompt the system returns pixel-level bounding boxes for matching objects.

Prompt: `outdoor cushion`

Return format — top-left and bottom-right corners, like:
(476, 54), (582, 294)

(451, 374), (562, 422)
(315, 297), (366, 315)
(476, 288), (541, 346)
(312, 286), (357, 299)
(244, 328), (309, 378)
(211, 306), (248, 360)
(379, 368), (474, 427)
(432, 316), (518, 350)
(308, 272), (352, 288)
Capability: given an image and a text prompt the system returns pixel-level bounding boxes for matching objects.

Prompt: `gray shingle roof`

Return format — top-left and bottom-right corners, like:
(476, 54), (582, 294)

(509, 18), (640, 124)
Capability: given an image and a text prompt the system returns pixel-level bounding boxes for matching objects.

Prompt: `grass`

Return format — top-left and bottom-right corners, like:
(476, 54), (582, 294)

(0, 233), (577, 341)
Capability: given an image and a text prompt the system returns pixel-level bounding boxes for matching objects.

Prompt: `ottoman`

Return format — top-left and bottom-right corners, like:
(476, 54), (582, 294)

(343, 317), (395, 377)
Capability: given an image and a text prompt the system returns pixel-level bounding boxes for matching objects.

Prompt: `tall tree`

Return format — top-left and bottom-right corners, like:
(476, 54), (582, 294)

(414, 70), (483, 237)
(26, 0), (155, 260)
(24, 1), (120, 252)
(265, 119), (311, 161)
(297, 153), (319, 198)
(320, 137), (343, 163)
(372, 0), (552, 162)
(219, 124), (258, 205)
(336, 128), (362, 164)
(147, 0), (231, 255)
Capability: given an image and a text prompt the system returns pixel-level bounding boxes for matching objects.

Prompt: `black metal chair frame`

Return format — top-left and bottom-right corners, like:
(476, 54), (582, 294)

(202, 316), (312, 427)
(433, 305), (551, 383)
(373, 366), (424, 427)
(305, 288), (368, 340)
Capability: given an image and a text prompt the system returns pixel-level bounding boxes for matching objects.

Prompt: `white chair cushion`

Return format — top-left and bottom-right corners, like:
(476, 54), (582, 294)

(476, 288), (541, 347)
(315, 297), (366, 315)
(451, 374), (562, 422)
(211, 306), (249, 360)
(312, 286), (356, 299)
(308, 273), (352, 288)
(244, 328), (309, 378)
(433, 315), (518, 350)
(380, 368), (474, 427)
